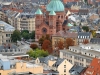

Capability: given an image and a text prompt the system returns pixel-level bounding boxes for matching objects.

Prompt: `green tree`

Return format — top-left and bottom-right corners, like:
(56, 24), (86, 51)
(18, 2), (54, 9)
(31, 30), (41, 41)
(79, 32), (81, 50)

(21, 30), (29, 35)
(11, 30), (21, 42)
(82, 26), (89, 32)
(30, 31), (35, 39)
(27, 48), (49, 58)
(22, 32), (30, 40)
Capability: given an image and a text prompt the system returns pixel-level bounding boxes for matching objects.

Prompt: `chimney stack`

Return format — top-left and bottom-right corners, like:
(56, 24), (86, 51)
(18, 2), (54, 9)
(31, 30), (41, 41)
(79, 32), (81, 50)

(4, 44), (6, 49)
(8, 44), (11, 49)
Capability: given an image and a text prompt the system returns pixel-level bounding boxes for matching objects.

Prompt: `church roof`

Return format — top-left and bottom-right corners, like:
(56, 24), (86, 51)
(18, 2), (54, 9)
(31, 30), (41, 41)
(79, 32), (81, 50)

(49, 10), (56, 15)
(46, 0), (64, 12)
(35, 8), (43, 15)
(67, 23), (73, 27)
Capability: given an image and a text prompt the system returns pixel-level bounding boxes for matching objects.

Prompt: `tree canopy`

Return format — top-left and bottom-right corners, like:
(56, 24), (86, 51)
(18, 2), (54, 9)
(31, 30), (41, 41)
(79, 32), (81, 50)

(27, 48), (49, 58)
(21, 30), (35, 40)
(39, 34), (51, 46)
(56, 40), (64, 49)
(82, 26), (89, 32)
(30, 43), (38, 50)
(66, 38), (74, 49)
(42, 39), (52, 53)
(11, 30), (21, 42)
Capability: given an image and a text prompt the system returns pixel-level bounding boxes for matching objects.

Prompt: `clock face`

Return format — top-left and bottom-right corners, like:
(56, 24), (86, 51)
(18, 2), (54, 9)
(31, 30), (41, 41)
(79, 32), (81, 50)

(42, 28), (47, 33)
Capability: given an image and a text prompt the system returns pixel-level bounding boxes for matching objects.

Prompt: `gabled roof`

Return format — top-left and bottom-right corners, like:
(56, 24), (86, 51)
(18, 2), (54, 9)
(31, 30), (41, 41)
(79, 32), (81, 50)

(52, 58), (64, 67)
(35, 8), (43, 15)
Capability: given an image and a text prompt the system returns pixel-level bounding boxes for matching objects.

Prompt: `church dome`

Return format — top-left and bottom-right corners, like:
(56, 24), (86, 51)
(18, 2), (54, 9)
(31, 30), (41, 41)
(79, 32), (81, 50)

(46, 0), (64, 12)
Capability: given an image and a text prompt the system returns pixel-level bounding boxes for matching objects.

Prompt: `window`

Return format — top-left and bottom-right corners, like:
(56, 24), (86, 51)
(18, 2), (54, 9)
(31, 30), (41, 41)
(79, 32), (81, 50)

(64, 69), (66, 72)
(64, 65), (66, 68)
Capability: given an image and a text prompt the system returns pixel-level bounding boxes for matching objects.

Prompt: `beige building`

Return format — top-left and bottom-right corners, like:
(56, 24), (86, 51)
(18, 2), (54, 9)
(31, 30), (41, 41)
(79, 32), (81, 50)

(60, 44), (100, 67)
(52, 31), (78, 49)
(35, 55), (73, 75)
(0, 59), (43, 75)
(17, 13), (35, 31)
(71, 5), (80, 10)
(0, 21), (15, 45)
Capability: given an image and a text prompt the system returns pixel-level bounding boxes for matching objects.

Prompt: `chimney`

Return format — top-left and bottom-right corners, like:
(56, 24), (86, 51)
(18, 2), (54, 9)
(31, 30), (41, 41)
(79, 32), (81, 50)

(4, 44), (6, 48)
(8, 44), (11, 49)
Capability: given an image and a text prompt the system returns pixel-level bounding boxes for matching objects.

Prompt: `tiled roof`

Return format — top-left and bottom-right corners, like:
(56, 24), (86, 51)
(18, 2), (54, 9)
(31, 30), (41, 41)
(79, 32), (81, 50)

(83, 58), (100, 75)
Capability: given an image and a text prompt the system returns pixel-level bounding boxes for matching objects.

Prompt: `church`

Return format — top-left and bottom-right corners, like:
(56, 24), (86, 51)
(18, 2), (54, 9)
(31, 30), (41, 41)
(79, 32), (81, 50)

(35, 0), (68, 41)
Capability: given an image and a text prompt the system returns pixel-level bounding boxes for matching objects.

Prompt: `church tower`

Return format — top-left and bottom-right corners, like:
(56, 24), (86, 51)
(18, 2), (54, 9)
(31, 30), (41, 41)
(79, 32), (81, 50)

(35, 9), (43, 41)
(49, 10), (56, 35)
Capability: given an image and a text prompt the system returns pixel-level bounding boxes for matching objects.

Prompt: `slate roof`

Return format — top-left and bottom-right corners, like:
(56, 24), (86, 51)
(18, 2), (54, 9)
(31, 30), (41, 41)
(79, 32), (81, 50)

(78, 32), (91, 37)
(62, 20), (68, 25)
(0, 44), (19, 51)
(70, 26), (82, 32)
(90, 38), (100, 44)
(38, 55), (57, 65)
(69, 65), (85, 75)
(52, 58), (64, 67)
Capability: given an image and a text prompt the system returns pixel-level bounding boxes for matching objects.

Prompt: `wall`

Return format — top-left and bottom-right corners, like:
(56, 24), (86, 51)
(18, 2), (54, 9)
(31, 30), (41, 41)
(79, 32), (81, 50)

(58, 59), (73, 75)
(0, 62), (43, 75)
(0, 60), (10, 70)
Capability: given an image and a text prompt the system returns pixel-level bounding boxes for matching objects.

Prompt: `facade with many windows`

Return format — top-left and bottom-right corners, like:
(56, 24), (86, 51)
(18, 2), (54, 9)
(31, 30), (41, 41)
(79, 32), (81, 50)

(60, 44), (100, 67)
(0, 21), (15, 45)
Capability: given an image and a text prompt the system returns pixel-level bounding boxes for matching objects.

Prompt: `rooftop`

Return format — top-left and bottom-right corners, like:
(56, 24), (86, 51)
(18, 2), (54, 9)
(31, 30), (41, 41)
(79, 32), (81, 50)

(0, 21), (15, 31)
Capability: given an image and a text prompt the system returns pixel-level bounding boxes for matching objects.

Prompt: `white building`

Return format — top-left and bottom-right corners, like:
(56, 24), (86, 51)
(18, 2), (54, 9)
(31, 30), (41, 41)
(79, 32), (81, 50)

(60, 44), (100, 67)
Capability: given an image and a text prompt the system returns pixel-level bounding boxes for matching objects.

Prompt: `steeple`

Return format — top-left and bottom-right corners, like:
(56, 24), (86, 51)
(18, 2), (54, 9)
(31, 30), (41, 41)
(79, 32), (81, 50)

(35, 8), (43, 15)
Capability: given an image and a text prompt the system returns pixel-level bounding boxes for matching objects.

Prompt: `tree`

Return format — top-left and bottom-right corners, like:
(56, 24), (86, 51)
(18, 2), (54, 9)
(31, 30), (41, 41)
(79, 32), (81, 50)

(30, 31), (35, 39)
(27, 48), (49, 58)
(39, 36), (45, 46)
(22, 32), (30, 40)
(42, 39), (52, 53)
(30, 43), (38, 50)
(90, 30), (96, 37)
(39, 34), (51, 46)
(21, 30), (30, 40)
(56, 40), (64, 49)
(11, 30), (21, 42)
(82, 26), (89, 32)
(83, 39), (89, 44)
(65, 38), (74, 49)
(21, 30), (29, 35)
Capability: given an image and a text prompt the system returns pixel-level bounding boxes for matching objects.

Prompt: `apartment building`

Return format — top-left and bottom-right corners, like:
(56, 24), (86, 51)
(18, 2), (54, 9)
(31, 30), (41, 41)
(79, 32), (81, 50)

(17, 13), (35, 31)
(60, 44), (100, 67)
(0, 21), (15, 45)
(0, 54), (43, 75)
(35, 55), (73, 75)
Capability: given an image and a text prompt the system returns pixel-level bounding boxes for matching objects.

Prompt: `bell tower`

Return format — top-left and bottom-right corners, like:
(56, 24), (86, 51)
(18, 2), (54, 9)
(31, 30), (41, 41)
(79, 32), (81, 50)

(35, 9), (43, 41)
(49, 10), (56, 35)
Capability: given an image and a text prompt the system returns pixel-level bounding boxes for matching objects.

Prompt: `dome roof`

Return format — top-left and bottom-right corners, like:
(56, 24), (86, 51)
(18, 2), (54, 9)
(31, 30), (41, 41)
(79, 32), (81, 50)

(46, 0), (64, 12)
(35, 9), (43, 15)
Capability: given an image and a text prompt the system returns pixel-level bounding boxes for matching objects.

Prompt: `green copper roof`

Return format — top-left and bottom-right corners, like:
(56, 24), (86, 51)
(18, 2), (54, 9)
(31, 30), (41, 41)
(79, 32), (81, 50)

(49, 10), (56, 15)
(35, 9), (43, 15)
(67, 23), (73, 27)
(46, 0), (64, 12)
